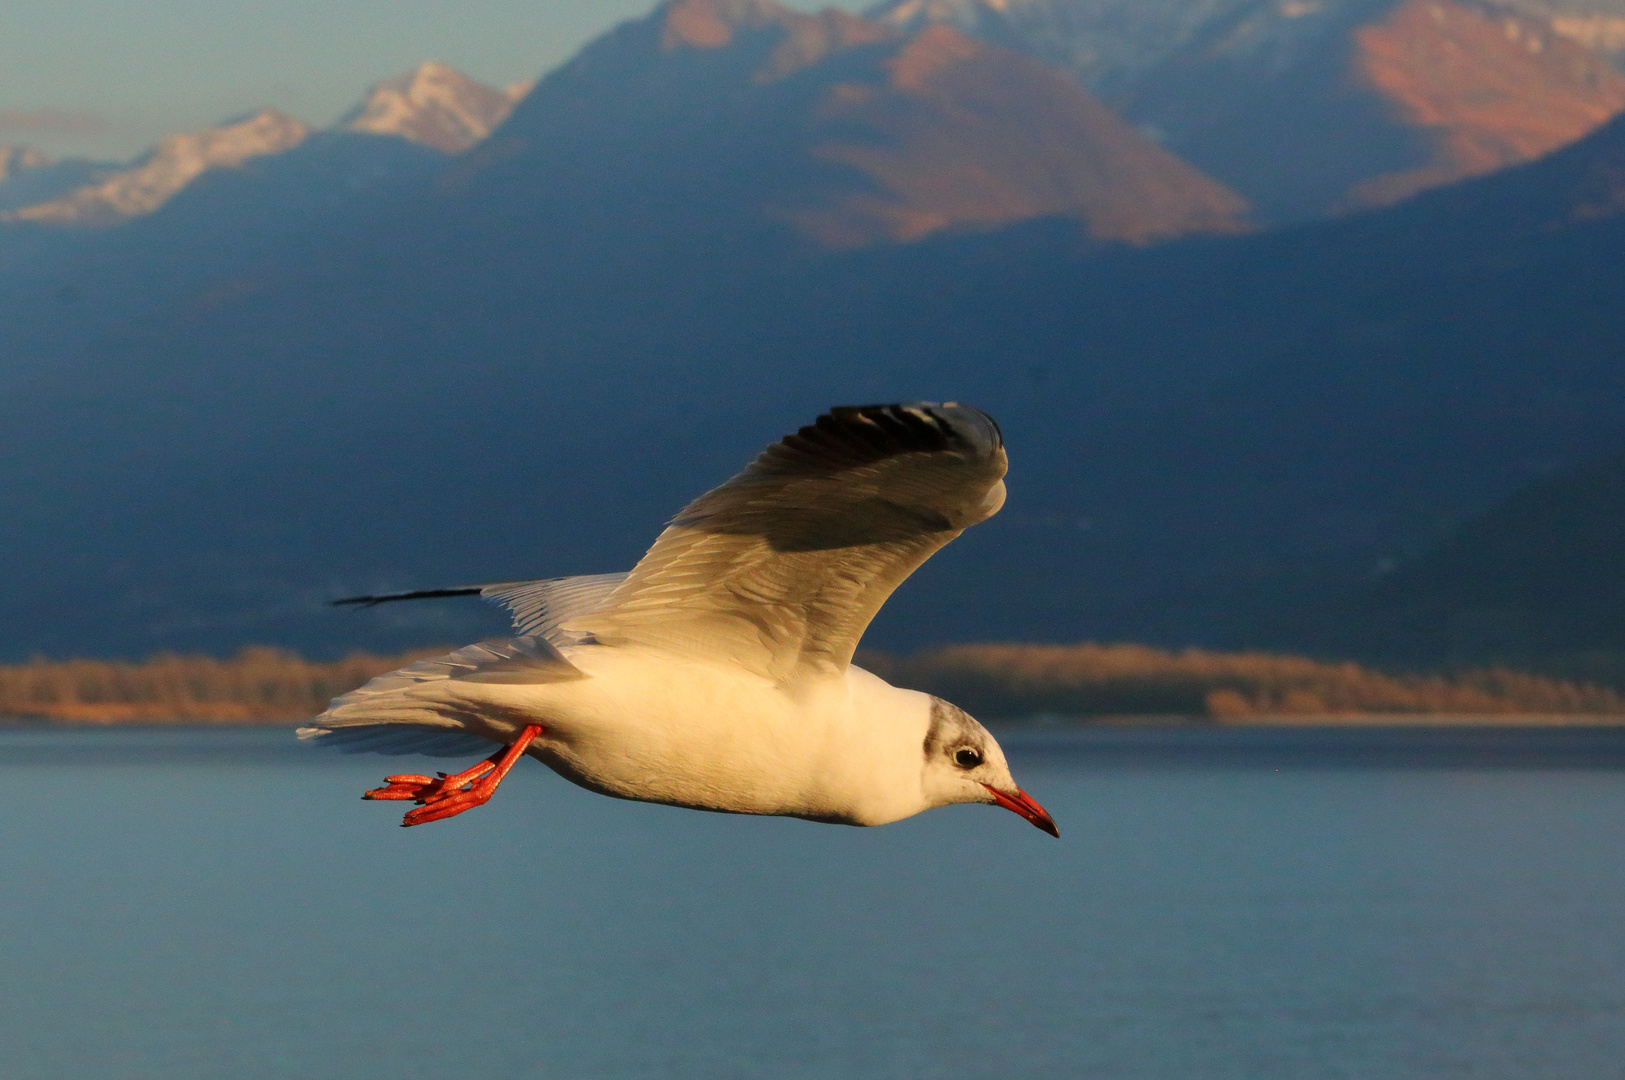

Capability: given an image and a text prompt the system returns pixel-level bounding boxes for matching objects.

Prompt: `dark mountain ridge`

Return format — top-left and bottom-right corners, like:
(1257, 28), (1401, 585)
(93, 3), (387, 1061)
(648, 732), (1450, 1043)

(1298, 445), (1625, 686)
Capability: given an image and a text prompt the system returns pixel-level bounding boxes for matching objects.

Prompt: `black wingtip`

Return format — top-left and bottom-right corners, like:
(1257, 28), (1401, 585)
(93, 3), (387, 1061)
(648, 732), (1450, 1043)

(840, 402), (1001, 453)
(764, 402), (1002, 476)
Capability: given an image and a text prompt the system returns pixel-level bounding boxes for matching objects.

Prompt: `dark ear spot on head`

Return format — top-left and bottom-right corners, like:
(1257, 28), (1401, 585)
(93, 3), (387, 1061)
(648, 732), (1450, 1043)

(925, 696), (980, 762)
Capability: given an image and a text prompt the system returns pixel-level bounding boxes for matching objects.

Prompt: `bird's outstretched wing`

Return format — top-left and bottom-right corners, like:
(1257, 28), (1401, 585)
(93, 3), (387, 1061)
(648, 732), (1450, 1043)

(565, 403), (1006, 684)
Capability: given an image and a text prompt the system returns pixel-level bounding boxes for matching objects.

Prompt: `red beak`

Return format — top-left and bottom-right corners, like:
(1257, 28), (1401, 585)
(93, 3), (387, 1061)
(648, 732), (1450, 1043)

(981, 784), (1059, 837)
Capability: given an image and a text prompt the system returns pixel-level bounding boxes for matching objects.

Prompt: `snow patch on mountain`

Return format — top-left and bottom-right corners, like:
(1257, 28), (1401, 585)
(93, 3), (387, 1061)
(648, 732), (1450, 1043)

(869, 0), (1262, 94)
(340, 62), (522, 153)
(3, 110), (309, 227)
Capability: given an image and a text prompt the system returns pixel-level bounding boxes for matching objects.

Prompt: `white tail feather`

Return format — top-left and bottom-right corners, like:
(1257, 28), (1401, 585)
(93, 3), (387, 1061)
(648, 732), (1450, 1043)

(299, 635), (583, 755)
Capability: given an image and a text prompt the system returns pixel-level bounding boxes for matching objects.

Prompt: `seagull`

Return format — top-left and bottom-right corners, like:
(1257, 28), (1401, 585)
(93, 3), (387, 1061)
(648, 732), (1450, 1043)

(298, 402), (1056, 837)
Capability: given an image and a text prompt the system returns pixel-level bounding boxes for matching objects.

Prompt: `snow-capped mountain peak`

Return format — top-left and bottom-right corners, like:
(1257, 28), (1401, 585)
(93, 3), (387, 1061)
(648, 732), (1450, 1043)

(340, 61), (521, 154)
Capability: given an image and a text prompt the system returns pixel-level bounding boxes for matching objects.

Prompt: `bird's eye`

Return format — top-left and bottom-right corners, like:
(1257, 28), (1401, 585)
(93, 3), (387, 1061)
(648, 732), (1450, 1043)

(953, 747), (982, 769)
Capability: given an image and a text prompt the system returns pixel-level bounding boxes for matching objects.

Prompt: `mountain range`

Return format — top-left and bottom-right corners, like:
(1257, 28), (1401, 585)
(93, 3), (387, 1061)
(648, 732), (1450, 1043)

(1, 0), (1624, 675)
(0, 62), (525, 228)
(10, 0), (1625, 233)
(877, 0), (1625, 219)
(451, 0), (1247, 247)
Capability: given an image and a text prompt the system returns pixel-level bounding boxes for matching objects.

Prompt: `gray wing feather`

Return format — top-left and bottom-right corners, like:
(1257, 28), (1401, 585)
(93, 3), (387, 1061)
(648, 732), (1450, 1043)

(334, 636), (583, 696)
(480, 572), (630, 644)
(571, 402), (1007, 683)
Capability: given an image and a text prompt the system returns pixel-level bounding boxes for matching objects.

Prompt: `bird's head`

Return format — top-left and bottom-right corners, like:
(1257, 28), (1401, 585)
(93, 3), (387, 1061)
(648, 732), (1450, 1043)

(920, 697), (1057, 837)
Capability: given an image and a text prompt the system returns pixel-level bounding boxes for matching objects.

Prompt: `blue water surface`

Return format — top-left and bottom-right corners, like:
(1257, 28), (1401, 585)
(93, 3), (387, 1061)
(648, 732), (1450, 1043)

(2, 725), (1623, 1080)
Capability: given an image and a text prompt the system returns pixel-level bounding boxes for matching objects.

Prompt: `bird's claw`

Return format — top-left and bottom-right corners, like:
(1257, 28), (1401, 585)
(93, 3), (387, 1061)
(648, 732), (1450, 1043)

(362, 766), (494, 803)
(362, 774), (438, 801)
(359, 724), (543, 828)
(400, 783), (499, 826)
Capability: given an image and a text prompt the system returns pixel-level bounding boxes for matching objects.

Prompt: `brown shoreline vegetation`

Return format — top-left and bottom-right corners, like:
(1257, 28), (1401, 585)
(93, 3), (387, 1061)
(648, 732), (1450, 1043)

(2, 642), (1623, 724)
(0, 647), (445, 724)
(862, 643), (1625, 721)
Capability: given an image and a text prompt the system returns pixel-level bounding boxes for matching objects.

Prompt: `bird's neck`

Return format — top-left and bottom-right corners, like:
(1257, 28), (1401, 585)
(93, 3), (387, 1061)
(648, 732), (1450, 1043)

(800, 666), (932, 826)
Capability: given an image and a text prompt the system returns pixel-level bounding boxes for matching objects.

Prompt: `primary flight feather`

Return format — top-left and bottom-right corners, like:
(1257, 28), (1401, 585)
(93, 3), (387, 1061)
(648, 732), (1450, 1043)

(300, 402), (1056, 836)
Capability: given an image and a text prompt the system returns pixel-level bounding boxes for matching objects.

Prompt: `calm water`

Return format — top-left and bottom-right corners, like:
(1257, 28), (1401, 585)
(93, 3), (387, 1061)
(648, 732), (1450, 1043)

(3, 725), (1624, 1080)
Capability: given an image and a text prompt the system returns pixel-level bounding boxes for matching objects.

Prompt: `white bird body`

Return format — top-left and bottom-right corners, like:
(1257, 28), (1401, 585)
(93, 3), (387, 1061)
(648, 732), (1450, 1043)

(323, 643), (941, 826)
(303, 403), (1055, 836)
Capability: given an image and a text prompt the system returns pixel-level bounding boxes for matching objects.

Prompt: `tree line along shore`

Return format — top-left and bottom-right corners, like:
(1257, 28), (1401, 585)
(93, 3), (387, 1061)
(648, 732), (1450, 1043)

(1, 643), (1622, 724)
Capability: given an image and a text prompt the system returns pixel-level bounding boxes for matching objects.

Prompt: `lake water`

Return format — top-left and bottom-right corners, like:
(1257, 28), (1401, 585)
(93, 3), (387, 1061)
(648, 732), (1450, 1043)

(3, 725), (1624, 1080)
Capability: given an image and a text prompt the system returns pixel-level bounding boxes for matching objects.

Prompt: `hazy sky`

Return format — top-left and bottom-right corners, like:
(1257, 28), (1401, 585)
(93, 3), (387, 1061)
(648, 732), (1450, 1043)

(0, 0), (858, 161)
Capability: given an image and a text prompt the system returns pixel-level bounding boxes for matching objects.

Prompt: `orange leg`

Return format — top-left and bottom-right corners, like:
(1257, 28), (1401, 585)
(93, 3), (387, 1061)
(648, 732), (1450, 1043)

(361, 724), (544, 828)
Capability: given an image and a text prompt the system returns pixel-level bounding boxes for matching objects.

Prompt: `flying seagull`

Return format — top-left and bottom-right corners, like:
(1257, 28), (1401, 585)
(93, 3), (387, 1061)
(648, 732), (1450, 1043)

(299, 402), (1056, 836)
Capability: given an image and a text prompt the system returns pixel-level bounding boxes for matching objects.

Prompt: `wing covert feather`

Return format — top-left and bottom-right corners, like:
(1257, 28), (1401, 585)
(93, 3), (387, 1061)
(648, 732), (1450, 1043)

(568, 403), (1006, 682)
(480, 572), (630, 644)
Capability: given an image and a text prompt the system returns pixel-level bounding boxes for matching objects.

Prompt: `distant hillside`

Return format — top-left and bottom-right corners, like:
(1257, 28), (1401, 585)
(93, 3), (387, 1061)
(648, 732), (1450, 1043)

(463, 0), (1248, 248)
(0, 63), (516, 229)
(1341, 0), (1625, 207)
(340, 61), (527, 153)
(1122, 0), (1625, 219)
(877, 0), (1625, 220)
(1402, 93), (1625, 223)
(1295, 447), (1625, 685)
(0, 63), (508, 384)
(871, 0), (1269, 97)
(0, 2), (1243, 363)
(0, 146), (115, 211)
(2, 110), (312, 228)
